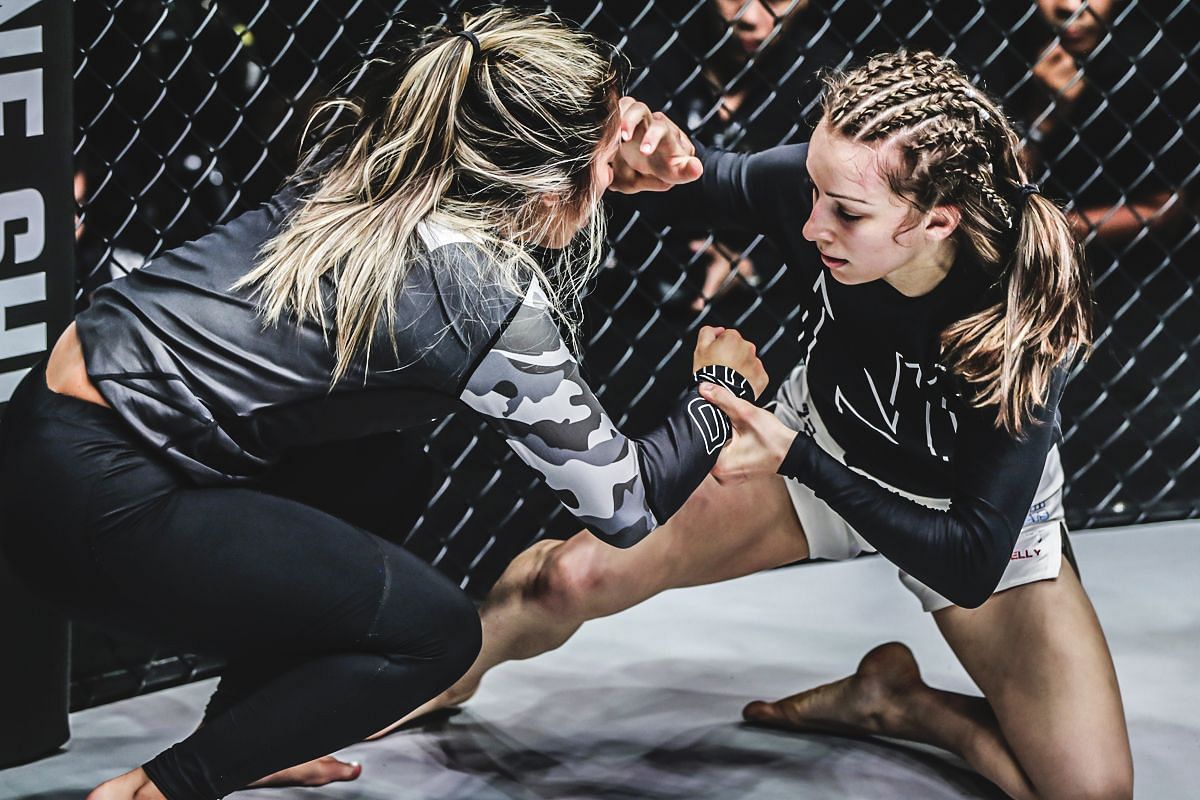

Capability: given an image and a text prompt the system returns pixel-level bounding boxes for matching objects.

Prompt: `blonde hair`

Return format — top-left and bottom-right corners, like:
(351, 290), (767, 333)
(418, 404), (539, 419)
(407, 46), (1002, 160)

(821, 51), (1092, 434)
(236, 8), (622, 382)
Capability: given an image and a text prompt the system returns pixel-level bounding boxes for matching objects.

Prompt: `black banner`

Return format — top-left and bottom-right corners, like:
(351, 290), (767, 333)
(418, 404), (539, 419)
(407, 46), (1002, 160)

(0, 0), (73, 412)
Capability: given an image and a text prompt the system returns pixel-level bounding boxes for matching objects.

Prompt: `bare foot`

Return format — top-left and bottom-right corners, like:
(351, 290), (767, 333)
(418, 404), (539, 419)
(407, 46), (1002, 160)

(247, 756), (362, 789)
(88, 768), (166, 800)
(367, 678), (480, 740)
(742, 641), (927, 739)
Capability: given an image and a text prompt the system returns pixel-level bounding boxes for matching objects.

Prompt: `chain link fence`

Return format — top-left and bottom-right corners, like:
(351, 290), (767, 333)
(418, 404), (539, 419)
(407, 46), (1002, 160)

(69, 0), (1199, 709)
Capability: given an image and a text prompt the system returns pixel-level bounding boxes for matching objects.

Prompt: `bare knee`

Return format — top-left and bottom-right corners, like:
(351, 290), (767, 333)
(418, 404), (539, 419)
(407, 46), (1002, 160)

(531, 536), (622, 621)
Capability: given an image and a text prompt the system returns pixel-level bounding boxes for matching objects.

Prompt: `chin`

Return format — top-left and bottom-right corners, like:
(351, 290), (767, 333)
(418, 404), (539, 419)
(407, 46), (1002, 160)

(827, 267), (867, 285)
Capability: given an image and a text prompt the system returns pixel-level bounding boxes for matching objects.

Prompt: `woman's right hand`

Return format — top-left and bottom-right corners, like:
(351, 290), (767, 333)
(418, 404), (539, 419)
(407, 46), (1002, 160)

(693, 326), (768, 400)
(697, 381), (798, 485)
(610, 97), (703, 194)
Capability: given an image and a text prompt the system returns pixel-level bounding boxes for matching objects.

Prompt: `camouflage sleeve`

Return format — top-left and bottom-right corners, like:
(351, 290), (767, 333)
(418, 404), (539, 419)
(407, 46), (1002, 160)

(460, 282), (743, 548)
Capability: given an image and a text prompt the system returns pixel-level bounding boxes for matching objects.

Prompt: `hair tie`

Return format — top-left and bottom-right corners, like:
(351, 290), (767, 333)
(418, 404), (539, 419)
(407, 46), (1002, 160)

(1019, 182), (1041, 199)
(454, 30), (481, 60)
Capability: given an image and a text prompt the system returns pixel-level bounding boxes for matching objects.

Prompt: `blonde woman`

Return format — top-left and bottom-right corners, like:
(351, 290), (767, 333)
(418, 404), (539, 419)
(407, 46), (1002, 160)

(0, 10), (763, 800)
(413, 51), (1132, 799)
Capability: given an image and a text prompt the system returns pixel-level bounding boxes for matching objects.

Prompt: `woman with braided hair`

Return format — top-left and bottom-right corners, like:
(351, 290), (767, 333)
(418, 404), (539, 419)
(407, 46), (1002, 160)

(403, 50), (1132, 799)
(0, 8), (766, 800)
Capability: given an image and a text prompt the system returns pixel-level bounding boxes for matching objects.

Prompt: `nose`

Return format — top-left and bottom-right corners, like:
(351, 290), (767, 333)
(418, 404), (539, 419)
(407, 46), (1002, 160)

(735, 1), (774, 36)
(802, 204), (831, 245)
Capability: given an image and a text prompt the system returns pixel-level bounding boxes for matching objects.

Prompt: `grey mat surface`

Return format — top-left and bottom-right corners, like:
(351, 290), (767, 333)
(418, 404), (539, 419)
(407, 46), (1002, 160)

(3, 522), (1198, 799)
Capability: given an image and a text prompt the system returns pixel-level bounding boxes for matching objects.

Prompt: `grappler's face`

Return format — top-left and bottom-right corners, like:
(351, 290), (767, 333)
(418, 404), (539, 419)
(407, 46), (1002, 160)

(801, 121), (960, 295)
(538, 119), (623, 249)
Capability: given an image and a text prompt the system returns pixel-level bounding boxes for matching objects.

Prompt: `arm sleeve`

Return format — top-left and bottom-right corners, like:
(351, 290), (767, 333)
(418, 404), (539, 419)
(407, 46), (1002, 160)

(778, 368), (1069, 608)
(633, 142), (812, 236)
(459, 283), (752, 549)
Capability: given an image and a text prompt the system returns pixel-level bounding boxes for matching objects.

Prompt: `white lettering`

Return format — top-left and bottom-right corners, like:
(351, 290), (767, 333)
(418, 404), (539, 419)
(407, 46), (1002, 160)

(0, 273), (45, 360)
(0, 1), (41, 28)
(0, 188), (44, 263)
(0, 25), (40, 58)
(0, 366), (29, 401)
(0, 67), (42, 135)
(0, 2), (53, 404)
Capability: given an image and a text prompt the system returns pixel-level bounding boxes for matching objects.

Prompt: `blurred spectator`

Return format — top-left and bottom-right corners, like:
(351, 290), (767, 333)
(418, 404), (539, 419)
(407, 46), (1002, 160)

(577, 1), (861, 444)
(1022, 0), (1192, 244)
(958, 0), (1200, 518)
(959, 0), (1196, 248)
(618, 0), (850, 310)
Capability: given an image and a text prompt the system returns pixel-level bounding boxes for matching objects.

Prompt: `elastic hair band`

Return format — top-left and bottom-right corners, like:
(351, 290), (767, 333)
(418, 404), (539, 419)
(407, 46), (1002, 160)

(1004, 183), (1042, 231)
(454, 30), (481, 60)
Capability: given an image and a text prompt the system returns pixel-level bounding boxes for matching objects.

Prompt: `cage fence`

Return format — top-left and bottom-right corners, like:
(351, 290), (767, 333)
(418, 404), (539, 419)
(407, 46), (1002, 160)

(68, 0), (1199, 709)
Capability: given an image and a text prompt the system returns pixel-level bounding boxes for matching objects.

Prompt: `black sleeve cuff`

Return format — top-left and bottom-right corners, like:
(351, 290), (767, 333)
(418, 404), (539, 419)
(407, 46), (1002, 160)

(777, 431), (816, 481)
(694, 364), (754, 401)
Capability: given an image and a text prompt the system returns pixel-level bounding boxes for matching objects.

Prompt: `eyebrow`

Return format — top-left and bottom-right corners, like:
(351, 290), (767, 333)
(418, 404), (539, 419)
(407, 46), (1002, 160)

(806, 169), (870, 205)
(827, 191), (870, 205)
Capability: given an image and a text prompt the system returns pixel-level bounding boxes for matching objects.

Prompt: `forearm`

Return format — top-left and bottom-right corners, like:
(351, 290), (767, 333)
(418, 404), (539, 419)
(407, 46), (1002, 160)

(778, 436), (1017, 608)
(628, 142), (808, 234)
(631, 366), (754, 531)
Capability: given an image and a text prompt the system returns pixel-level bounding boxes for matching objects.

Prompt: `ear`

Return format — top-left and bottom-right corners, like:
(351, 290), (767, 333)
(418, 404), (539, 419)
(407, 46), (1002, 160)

(539, 192), (562, 208)
(924, 204), (961, 241)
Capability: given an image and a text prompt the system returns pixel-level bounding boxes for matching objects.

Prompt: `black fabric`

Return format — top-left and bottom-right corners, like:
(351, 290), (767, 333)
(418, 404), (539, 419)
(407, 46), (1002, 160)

(645, 143), (1069, 608)
(778, 368), (1065, 609)
(0, 366), (481, 800)
(73, 185), (506, 484)
(629, 367), (756, 529)
(71, 181), (740, 548)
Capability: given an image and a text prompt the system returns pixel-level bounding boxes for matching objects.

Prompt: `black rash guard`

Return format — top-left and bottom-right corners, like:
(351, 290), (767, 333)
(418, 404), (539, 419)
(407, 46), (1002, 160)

(74, 180), (751, 549)
(649, 143), (1068, 608)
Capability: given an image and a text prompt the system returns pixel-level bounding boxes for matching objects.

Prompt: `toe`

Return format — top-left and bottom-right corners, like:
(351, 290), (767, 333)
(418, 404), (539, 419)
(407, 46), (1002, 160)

(309, 757), (361, 785)
(742, 699), (786, 724)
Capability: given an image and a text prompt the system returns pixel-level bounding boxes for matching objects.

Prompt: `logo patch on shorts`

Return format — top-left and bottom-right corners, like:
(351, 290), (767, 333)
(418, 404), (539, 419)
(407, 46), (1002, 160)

(1024, 498), (1051, 525)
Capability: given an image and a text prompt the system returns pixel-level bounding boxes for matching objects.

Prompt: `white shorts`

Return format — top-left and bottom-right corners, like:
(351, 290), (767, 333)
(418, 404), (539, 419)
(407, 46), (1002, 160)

(771, 364), (1067, 613)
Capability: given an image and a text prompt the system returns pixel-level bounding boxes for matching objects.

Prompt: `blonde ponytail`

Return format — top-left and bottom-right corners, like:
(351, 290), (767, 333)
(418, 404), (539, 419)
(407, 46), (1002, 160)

(236, 8), (621, 383)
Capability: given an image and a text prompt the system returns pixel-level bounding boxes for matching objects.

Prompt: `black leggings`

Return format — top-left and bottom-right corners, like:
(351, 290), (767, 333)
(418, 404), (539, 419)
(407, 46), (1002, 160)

(0, 367), (481, 800)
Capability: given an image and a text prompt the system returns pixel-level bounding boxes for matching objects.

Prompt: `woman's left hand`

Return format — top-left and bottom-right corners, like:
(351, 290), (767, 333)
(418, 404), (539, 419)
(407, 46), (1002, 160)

(697, 382), (799, 485)
(610, 97), (703, 193)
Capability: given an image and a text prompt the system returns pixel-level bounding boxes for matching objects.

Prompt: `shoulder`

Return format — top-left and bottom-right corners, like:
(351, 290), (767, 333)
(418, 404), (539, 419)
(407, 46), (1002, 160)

(408, 219), (531, 349)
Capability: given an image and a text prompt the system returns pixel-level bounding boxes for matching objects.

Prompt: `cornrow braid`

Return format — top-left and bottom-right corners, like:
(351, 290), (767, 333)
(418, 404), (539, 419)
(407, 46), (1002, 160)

(853, 90), (979, 138)
(817, 51), (1091, 435)
(911, 124), (1014, 226)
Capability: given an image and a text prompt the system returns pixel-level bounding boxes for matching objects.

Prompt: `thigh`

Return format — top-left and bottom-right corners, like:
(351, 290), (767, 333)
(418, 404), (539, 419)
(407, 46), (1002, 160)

(552, 471), (809, 612)
(85, 485), (471, 660)
(934, 561), (1132, 799)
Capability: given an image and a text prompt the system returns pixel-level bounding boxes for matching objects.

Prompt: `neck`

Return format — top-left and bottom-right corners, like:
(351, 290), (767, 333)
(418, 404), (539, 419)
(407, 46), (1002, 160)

(883, 239), (958, 297)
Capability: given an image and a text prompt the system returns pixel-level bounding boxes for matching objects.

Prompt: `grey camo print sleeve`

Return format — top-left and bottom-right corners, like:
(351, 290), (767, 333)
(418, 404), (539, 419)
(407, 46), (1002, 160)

(461, 282), (733, 548)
